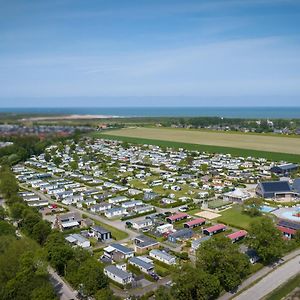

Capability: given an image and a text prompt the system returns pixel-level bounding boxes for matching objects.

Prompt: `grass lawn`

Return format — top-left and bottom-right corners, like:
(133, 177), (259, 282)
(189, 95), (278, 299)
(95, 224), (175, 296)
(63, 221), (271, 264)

(265, 274), (300, 300)
(93, 220), (128, 240)
(216, 205), (260, 230)
(91, 131), (300, 163)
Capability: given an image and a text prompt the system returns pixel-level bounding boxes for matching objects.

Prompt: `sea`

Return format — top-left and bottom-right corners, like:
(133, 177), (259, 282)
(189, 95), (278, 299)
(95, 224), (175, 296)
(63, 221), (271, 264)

(1, 107), (300, 119)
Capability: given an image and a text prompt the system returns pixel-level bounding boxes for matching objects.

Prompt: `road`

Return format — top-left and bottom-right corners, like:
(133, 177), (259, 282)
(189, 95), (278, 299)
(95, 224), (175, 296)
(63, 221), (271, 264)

(234, 255), (300, 300)
(48, 267), (79, 300)
(218, 248), (300, 300)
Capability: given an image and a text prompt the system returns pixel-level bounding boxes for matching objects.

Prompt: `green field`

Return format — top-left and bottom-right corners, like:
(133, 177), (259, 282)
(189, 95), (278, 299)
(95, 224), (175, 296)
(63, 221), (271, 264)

(265, 274), (300, 300)
(216, 205), (261, 230)
(91, 130), (300, 163)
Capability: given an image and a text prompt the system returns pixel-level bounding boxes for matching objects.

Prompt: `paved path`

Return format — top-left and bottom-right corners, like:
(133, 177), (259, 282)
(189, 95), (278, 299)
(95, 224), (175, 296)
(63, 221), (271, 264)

(48, 267), (78, 300)
(234, 255), (300, 300)
(218, 248), (300, 300)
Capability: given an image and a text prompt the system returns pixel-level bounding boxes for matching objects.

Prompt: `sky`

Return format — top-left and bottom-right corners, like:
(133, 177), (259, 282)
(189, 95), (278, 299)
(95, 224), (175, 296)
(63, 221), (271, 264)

(0, 0), (300, 107)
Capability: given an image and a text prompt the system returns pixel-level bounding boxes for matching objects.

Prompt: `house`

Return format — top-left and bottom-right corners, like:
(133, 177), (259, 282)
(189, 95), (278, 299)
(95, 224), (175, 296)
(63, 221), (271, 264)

(104, 207), (127, 218)
(156, 223), (174, 234)
(133, 205), (154, 215)
(168, 228), (194, 243)
(104, 243), (134, 261)
(131, 219), (153, 230)
(134, 235), (160, 254)
(90, 203), (112, 213)
(144, 192), (158, 201)
(128, 256), (154, 274)
(203, 224), (226, 236)
(270, 163), (298, 175)
(255, 181), (293, 199)
(184, 218), (206, 229)
(277, 225), (296, 239)
(227, 230), (247, 243)
(223, 188), (251, 203)
(104, 265), (133, 285)
(27, 199), (48, 207)
(90, 226), (112, 241)
(166, 212), (188, 224)
(108, 196), (128, 204)
(149, 249), (176, 265)
(55, 212), (81, 231)
(65, 233), (90, 248)
(121, 200), (143, 209)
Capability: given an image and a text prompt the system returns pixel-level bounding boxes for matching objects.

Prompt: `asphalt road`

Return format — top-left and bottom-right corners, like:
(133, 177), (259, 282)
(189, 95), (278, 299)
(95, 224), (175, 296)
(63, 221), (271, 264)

(234, 255), (300, 300)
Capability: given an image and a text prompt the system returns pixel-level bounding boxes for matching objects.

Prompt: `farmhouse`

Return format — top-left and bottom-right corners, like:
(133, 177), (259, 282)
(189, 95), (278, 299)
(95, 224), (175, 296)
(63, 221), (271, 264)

(227, 230), (247, 243)
(104, 265), (133, 285)
(166, 212), (188, 224)
(149, 249), (176, 265)
(203, 224), (227, 236)
(184, 218), (206, 229)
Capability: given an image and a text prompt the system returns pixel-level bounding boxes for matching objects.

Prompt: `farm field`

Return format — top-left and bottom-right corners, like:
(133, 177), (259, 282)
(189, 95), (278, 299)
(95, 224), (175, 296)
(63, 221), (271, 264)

(102, 127), (300, 155)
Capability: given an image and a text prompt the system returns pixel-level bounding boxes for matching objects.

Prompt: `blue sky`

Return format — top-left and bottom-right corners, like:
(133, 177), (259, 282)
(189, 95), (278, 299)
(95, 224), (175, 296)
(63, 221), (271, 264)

(0, 0), (300, 107)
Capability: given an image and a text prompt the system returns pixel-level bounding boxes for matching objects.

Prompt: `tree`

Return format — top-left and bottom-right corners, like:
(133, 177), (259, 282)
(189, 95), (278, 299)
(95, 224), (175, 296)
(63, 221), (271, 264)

(31, 220), (51, 245)
(154, 286), (173, 300)
(53, 156), (62, 167)
(0, 207), (6, 220)
(95, 288), (118, 300)
(243, 197), (263, 217)
(196, 236), (250, 291)
(10, 203), (27, 220)
(70, 161), (78, 171)
(44, 152), (51, 162)
(247, 217), (284, 264)
(0, 220), (15, 236)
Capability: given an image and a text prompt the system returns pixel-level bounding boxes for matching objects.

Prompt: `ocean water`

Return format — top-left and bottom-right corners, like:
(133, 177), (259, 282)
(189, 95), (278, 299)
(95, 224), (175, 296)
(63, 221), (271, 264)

(1, 107), (300, 118)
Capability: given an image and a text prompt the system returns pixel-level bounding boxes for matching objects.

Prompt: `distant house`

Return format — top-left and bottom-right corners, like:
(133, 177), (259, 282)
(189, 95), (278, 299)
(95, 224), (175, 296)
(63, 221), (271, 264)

(104, 207), (126, 218)
(65, 233), (90, 248)
(270, 163), (298, 175)
(104, 265), (133, 285)
(104, 243), (134, 261)
(131, 219), (153, 230)
(128, 256), (154, 274)
(203, 224), (226, 236)
(156, 223), (174, 234)
(166, 213), (188, 224)
(255, 181), (293, 199)
(168, 228), (194, 243)
(149, 249), (176, 265)
(90, 203), (112, 213)
(134, 235), (160, 254)
(223, 188), (251, 203)
(184, 218), (206, 229)
(55, 212), (81, 231)
(144, 191), (158, 201)
(227, 230), (247, 243)
(90, 226), (111, 241)
(108, 196), (128, 204)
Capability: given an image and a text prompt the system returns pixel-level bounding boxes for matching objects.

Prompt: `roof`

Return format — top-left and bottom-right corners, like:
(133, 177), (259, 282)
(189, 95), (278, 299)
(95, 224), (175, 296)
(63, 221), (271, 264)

(259, 181), (291, 193)
(128, 257), (153, 270)
(110, 243), (133, 254)
(227, 230), (247, 240)
(204, 224), (226, 233)
(91, 225), (110, 234)
(292, 178), (300, 193)
(167, 212), (188, 221)
(169, 228), (193, 238)
(104, 265), (132, 280)
(150, 249), (175, 262)
(184, 218), (205, 227)
(278, 163), (298, 171)
(277, 225), (296, 235)
(135, 235), (159, 248)
(61, 221), (80, 228)
(278, 219), (300, 230)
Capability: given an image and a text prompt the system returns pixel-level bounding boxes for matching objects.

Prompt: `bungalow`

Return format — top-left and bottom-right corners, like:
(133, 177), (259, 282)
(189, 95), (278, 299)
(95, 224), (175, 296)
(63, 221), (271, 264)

(62, 195), (83, 205)
(55, 212), (81, 231)
(94, 192), (112, 201)
(104, 265), (133, 285)
(90, 203), (112, 213)
(149, 249), (176, 265)
(128, 257), (154, 274)
(255, 181), (293, 199)
(168, 228), (194, 243)
(166, 213), (188, 224)
(104, 243), (134, 261)
(104, 207), (127, 218)
(156, 223), (174, 234)
(27, 200), (48, 207)
(121, 200), (143, 209)
(131, 219), (153, 230)
(277, 225), (296, 239)
(108, 196), (128, 204)
(184, 218), (206, 229)
(227, 230), (247, 243)
(134, 235), (160, 254)
(133, 205), (154, 215)
(65, 233), (90, 248)
(203, 224), (227, 236)
(144, 192), (158, 201)
(90, 225), (112, 241)
(23, 194), (40, 202)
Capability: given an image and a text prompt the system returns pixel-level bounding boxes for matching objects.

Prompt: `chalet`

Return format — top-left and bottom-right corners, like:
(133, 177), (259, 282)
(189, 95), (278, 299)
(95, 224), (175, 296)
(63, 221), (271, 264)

(156, 223), (174, 234)
(55, 212), (81, 231)
(203, 224), (226, 236)
(166, 213), (188, 224)
(128, 257), (154, 274)
(121, 200), (143, 209)
(168, 228), (194, 243)
(227, 230), (247, 243)
(104, 265), (133, 285)
(256, 181), (293, 199)
(65, 233), (90, 248)
(134, 235), (160, 254)
(133, 205), (154, 215)
(108, 196), (128, 204)
(184, 218), (206, 229)
(149, 249), (176, 265)
(131, 219), (153, 230)
(104, 244), (134, 261)
(90, 203), (112, 213)
(104, 207), (126, 218)
(90, 226), (111, 241)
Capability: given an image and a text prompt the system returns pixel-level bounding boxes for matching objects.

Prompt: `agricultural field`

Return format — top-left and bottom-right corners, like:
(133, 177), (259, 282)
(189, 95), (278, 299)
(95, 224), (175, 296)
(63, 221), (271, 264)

(98, 127), (300, 162)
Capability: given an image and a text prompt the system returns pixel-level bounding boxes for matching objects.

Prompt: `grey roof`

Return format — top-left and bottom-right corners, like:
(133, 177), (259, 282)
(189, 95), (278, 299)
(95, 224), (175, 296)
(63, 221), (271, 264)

(169, 228), (193, 239)
(150, 249), (175, 262)
(129, 257), (153, 271)
(104, 265), (132, 280)
(91, 225), (110, 234)
(292, 178), (300, 193)
(135, 235), (159, 248)
(111, 243), (134, 254)
(259, 181), (291, 193)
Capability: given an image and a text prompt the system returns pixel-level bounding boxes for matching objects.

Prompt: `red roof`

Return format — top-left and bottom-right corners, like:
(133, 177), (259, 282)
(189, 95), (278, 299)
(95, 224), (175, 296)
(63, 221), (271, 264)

(277, 225), (296, 235)
(167, 212), (188, 221)
(184, 218), (206, 227)
(204, 223), (226, 233)
(227, 230), (247, 240)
